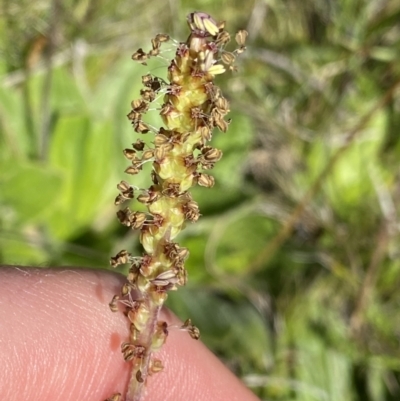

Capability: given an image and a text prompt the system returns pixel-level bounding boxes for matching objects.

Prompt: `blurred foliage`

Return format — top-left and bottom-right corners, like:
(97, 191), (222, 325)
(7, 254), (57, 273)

(1, 0), (400, 400)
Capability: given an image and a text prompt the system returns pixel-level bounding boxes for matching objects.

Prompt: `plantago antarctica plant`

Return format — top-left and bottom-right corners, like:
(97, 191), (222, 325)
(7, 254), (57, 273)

(106, 12), (247, 401)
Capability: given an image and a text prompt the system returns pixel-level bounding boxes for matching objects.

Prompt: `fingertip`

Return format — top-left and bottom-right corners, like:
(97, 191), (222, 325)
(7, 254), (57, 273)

(0, 267), (131, 401)
(0, 267), (258, 401)
(146, 310), (259, 401)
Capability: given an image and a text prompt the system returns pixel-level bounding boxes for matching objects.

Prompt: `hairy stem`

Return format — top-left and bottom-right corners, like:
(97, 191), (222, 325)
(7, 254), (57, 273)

(127, 301), (162, 401)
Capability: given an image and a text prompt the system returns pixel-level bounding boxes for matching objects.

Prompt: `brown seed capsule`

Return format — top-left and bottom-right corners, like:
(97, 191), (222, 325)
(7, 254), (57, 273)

(142, 74), (163, 91)
(154, 133), (169, 146)
(202, 146), (223, 162)
(190, 106), (205, 121)
(221, 52), (236, 66)
(122, 348), (135, 362)
(117, 180), (131, 192)
(204, 82), (221, 102)
(151, 38), (161, 50)
(179, 132), (191, 144)
(157, 321), (169, 335)
(105, 393), (121, 401)
(122, 187), (134, 198)
(131, 98), (149, 113)
(132, 48), (148, 64)
(175, 246), (189, 262)
(127, 110), (141, 122)
(164, 242), (179, 259)
(214, 97), (230, 114)
(130, 323), (140, 342)
(121, 342), (134, 353)
(132, 139), (145, 151)
(134, 121), (150, 134)
(114, 194), (126, 206)
(167, 83), (182, 97)
(182, 199), (200, 222)
(155, 33), (170, 43)
(160, 102), (174, 116)
(136, 369), (144, 383)
(183, 154), (197, 169)
(137, 193), (151, 204)
(215, 30), (231, 47)
(134, 212), (147, 230)
(199, 126), (212, 143)
(137, 188), (159, 204)
(235, 29), (248, 47)
(116, 208), (131, 226)
(141, 149), (155, 161)
(115, 181), (134, 205)
(123, 149), (137, 160)
(197, 173), (215, 188)
(127, 269), (139, 284)
(109, 295), (119, 312)
(149, 358), (164, 374)
(121, 342), (146, 362)
(188, 325), (201, 340)
(125, 164), (142, 175)
(154, 146), (167, 163)
(181, 318), (200, 340)
(110, 249), (132, 267)
(140, 88), (156, 102)
(117, 211), (146, 230)
(151, 77), (163, 92)
(142, 74), (153, 86)
(215, 117), (231, 133)
(121, 283), (131, 297)
(151, 170), (159, 185)
(163, 182), (181, 197)
(148, 48), (160, 57)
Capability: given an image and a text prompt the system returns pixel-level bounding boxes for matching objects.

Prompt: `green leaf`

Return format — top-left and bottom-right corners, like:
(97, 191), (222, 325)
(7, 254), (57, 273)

(0, 160), (63, 223)
(0, 84), (32, 160)
(48, 114), (115, 238)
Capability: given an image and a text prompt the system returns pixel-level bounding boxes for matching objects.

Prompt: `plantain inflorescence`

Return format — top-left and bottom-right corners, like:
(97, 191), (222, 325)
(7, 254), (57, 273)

(106, 11), (247, 401)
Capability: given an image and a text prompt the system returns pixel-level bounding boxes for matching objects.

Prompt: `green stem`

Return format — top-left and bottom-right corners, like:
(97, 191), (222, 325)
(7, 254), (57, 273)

(127, 301), (162, 401)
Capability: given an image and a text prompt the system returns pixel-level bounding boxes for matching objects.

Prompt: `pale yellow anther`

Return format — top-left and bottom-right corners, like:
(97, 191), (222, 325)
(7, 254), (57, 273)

(208, 64), (226, 75)
(193, 13), (205, 31)
(203, 18), (219, 36)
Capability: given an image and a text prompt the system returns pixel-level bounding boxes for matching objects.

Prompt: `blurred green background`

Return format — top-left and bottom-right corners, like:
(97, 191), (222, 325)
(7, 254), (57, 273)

(1, 0), (400, 399)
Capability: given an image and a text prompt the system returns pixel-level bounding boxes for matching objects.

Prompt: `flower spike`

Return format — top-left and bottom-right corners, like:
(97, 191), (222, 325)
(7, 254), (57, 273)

(106, 11), (247, 401)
